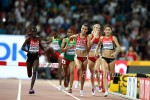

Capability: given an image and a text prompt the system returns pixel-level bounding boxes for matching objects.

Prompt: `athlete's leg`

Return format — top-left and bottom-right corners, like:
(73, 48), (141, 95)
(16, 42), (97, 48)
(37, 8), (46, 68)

(88, 59), (95, 95)
(81, 60), (87, 89)
(29, 59), (39, 94)
(74, 57), (82, 88)
(108, 60), (115, 80)
(101, 58), (109, 96)
(80, 59), (87, 96)
(62, 63), (69, 88)
(26, 61), (33, 78)
(68, 61), (75, 93)
(58, 58), (63, 88)
(105, 60), (115, 96)
(95, 70), (100, 86)
(88, 59), (95, 89)
(94, 58), (101, 89)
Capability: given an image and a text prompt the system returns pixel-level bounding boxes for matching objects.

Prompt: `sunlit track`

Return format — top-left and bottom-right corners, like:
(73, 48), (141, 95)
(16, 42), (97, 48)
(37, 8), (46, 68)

(0, 79), (127, 100)
(47, 81), (80, 100)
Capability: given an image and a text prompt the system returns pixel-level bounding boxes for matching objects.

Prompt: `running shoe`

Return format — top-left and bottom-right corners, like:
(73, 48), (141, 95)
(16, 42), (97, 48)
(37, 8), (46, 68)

(98, 86), (105, 92)
(92, 88), (95, 96)
(80, 90), (84, 96)
(68, 89), (72, 93)
(29, 89), (35, 94)
(64, 79), (69, 88)
(75, 81), (79, 89)
(65, 87), (69, 91)
(98, 86), (102, 92)
(58, 85), (62, 91)
(104, 91), (109, 97)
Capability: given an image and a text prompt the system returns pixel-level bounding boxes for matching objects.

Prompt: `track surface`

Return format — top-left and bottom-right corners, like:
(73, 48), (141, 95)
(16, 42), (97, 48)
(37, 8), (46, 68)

(0, 79), (127, 100)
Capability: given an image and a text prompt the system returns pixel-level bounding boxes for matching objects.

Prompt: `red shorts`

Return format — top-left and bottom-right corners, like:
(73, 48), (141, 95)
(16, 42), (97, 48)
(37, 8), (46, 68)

(88, 56), (99, 63)
(62, 58), (71, 65)
(77, 57), (87, 62)
(55, 51), (63, 59)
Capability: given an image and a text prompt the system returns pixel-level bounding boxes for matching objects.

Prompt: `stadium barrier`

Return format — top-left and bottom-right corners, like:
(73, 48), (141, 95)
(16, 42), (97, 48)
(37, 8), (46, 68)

(109, 73), (150, 99)
(139, 78), (150, 100)
(126, 77), (138, 98)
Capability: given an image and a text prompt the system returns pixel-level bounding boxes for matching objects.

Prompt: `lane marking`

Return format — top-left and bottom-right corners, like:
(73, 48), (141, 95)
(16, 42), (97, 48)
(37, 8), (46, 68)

(47, 81), (80, 100)
(109, 91), (140, 100)
(17, 79), (21, 100)
(86, 82), (139, 100)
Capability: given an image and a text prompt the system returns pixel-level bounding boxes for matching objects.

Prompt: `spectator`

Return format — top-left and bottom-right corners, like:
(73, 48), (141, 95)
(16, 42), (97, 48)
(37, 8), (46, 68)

(0, 0), (149, 60)
(125, 46), (140, 61)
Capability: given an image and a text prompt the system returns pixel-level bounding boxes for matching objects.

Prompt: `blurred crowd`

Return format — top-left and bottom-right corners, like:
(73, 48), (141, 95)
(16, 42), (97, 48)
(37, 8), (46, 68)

(0, 0), (150, 60)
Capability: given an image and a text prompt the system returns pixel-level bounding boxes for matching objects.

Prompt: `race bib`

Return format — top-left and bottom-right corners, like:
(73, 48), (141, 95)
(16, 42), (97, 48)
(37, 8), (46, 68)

(66, 48), (76, 55)
(62, 59), (66, 64)
(29, 41), (39, 52)
(50, 43), (60, 50)
(29, 47), (39, 52)
(103, 42), (113, 50)
(90, 44), (97, 51)
(76, 45), (86, 51)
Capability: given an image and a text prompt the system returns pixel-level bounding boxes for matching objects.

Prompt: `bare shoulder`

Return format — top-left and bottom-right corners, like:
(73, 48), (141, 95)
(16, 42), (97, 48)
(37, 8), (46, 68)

(25, 37), (30, 41)
(112, 35), (117, 39)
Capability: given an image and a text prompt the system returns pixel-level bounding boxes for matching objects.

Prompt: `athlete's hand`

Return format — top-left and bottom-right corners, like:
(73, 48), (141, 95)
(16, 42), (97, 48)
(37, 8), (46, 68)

(28, 51), (35, 54)
(94, 29), (99, 35)
(64, 46), (70, 51)
(110, 52), (117, 57)
(65, 45), (75, 50)
(94, 51), (99, 57)
(69, 45), (75, 49)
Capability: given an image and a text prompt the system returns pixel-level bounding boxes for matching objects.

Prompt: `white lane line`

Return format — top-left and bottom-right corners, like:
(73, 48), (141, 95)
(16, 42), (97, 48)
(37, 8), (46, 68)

(108, 91), (140, 100)
(47, 81), (80, 100)
(87, 83), (139, 100)
(17, 79), (21, 100)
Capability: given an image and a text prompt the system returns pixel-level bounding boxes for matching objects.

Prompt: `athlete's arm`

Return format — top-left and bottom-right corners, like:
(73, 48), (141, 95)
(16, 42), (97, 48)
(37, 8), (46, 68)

(68, 34), (78, 41)
(95, 36), (102, 56)
(88, 34), (93, 46)
(21, 38), (30, 53)
(60, 38), (66, 52)
(86, 36), (91, 52)
(95, 36), (102, 53)
(39, 39), (45, 53)
(134, 52), (140, 60)
(112, 36), (121, 56)
(42, 37), (52, 44)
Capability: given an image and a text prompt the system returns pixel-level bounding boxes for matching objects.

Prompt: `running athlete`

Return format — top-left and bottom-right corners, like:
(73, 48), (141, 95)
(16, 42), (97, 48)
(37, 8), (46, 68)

(44, 30), (64, 90)
(88, 24), (102, 96)
(96, 24), (121, 97)
(21, 26), (45, 94)
(60, 29), (76, 93)
(68, 24), (90, 96)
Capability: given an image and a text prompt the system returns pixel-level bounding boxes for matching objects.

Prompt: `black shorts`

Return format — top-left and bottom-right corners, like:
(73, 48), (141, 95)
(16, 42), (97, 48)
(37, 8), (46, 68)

(49, 57), (58, 63)
(102, 56), (115, 64)
(27, 53), (39, 62)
